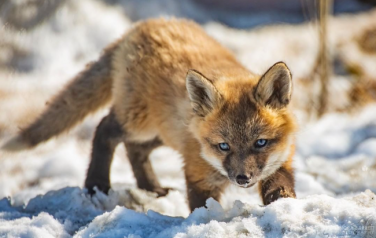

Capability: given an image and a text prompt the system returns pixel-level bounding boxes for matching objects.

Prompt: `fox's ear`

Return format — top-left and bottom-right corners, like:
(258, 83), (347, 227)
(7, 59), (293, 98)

(186, 69), (221, 117)
(254, 62), (292, 109)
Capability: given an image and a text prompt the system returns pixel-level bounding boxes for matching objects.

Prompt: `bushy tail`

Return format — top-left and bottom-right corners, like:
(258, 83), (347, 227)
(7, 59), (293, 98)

(2, 41), (120, 151)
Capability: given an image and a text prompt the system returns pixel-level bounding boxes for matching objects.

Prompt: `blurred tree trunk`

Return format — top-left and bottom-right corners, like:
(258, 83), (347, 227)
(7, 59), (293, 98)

(316, 0), (332, 117)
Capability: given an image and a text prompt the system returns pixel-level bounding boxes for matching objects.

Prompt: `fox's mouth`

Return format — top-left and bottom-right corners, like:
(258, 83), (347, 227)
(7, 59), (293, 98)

(229, 179), (257, 188)
(238, 182), (256, 188)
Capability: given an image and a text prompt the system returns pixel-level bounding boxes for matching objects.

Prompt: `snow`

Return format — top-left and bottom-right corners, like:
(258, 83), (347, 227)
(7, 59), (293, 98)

(1, 0), (376, 237)
(0, 212), (70, 238)
(2, 190), (375, 237)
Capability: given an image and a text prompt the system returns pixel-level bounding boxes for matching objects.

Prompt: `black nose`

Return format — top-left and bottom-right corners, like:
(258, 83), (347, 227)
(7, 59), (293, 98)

(236, 174), (250, 185)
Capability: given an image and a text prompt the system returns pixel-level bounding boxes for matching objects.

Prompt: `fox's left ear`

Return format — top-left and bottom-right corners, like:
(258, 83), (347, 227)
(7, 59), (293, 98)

(253, 62), (292, 109)
(186, 69), (221, 117)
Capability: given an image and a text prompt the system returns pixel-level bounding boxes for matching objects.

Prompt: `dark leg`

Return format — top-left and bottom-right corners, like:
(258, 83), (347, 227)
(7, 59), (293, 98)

(259, 158), (296, 205)
(186, 177), (226, 211)
(183, 138), (229, 211)
(124, 138), (168, 196)
(85, 111), (123, 194)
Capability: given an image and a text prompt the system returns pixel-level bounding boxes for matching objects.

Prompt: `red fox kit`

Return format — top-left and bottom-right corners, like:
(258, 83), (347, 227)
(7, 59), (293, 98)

(3, 19), (297, 211)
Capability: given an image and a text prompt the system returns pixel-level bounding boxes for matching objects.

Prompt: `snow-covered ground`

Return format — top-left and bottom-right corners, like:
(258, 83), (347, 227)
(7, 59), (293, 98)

(1, 0), (376, 237)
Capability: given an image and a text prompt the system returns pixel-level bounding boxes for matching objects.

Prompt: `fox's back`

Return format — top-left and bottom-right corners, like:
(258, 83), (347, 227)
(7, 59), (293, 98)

(111, 18), (251, 147)
(113, 18), (248, 95)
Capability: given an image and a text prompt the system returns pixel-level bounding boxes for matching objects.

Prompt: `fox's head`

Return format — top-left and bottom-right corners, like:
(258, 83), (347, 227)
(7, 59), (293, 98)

(186, 62), (296, 188)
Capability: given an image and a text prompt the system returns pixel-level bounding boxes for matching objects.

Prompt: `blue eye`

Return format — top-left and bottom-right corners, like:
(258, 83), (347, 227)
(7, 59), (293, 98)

(218, 143), (230, 151)
(255, 139), (268, 148)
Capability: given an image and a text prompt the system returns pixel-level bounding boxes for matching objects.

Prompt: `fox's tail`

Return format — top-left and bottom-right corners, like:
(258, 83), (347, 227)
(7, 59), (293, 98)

(2, 41), (120, 151)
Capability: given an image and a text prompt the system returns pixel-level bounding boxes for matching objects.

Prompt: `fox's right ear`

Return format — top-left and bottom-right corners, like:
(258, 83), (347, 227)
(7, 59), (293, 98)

(254, 62), (292, 109)
(186, 70), (221, 117)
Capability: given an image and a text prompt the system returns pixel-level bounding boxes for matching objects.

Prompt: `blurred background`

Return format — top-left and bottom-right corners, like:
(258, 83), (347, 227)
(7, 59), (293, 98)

(1, 0), (376, 216)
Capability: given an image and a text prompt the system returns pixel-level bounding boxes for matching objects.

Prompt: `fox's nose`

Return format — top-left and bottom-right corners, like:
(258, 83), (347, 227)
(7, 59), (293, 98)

(236, 174), (250, 185)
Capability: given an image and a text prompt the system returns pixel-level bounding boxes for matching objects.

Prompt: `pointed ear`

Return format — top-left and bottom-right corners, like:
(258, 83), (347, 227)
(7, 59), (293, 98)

(186, 69), (221, 117)
(253, 62), (292, 109)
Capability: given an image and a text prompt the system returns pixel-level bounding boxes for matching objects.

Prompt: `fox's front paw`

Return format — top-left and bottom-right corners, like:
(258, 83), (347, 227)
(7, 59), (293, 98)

(85, 180), (111, 195)
(263, 187), (296, 205)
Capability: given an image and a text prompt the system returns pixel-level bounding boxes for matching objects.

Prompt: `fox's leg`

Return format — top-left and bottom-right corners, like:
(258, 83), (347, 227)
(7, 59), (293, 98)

(185, 172), (228, 211)
(258, 156), (296, 205)
(183, 140), (229, 211)
(124, 138), (168, 197)
(85, 111), (123, 194)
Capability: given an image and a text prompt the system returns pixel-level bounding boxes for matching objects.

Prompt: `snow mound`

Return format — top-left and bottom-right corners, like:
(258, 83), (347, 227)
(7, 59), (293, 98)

(0, 187), (114, 235)
(75, 190), (376, 238)
(0, 212), (70, 238)
(0, 186), (189, 236)
(2, 188), (375, 237)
